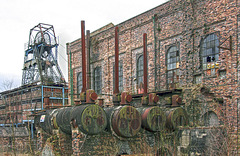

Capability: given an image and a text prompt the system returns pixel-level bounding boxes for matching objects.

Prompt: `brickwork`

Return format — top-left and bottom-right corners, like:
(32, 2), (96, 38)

(66, 0), (240, 154)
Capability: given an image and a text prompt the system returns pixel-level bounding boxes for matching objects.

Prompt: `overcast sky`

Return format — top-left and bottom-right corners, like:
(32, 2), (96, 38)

(0, 0), (168, 90)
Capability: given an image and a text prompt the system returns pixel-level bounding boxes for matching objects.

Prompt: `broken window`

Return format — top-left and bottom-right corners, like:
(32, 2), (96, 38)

(167, 46), (180, 89)
(201, 34), (219, 75)
(94, 67), (102, 94)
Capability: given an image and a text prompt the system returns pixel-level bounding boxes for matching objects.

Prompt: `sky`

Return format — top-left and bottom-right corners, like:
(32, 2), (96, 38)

(0, 0), (168, 91)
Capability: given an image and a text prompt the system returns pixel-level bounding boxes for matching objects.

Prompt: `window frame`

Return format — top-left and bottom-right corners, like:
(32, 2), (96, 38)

(94, 66), (102, 94)
(113, 61), (123, 92)
(77, 72), (82, 95)
(166, 45), (180, 89)
(200, 33), (220, 71)
(136, 54), (144, 91)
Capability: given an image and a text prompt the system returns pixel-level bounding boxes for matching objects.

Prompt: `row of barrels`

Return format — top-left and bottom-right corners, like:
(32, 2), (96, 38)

(35, 104), (188, 138)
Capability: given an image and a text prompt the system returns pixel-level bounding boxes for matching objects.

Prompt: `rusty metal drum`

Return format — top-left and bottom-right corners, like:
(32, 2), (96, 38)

(56, 107), (72, 135)
(165, 107), (188, 130)
(39, 109), (59, 134)
(71, 104), (107, 135)
(140, 106), (166, 132)
(110, 105), (141, 138)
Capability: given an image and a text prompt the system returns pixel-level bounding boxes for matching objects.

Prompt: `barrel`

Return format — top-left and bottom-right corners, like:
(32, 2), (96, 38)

(139, 106), (166, 132)
(56, 107), (72, 135)
(105, 105), (141, 138)
(39, 109), (59, 134)
(71, 104), (107, 135)
(165, 107), (188, 130)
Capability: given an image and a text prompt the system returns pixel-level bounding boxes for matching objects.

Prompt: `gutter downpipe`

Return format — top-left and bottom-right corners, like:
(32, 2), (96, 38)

(153, 14), (158, 91)
(69, 43), (74, 106)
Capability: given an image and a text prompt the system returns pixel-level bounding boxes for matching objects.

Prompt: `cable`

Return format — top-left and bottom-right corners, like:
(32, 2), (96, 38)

(58, 52), (67, 63)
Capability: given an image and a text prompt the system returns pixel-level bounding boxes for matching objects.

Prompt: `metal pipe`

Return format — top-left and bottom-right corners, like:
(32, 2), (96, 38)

(143, 33), (148, 97)
(81, 20), (86, 93)
(86, 30), (91, 90)
(114, 26), (119, 94)
(153, 14), (157, 91)
(68, 44), (74, 106)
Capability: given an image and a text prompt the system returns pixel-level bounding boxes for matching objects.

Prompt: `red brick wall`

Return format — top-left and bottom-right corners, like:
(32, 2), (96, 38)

(68, 0), (240, 152)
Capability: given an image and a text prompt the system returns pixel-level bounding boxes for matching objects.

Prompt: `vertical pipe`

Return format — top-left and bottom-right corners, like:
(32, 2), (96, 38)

(62, 87), (65, 106)
(55, 44), (58, 63)
(69, 46), (74, 106)
(114, 26), (120, 94)
(153, 14), (157, 91)
(81, 20), (87, 93)
(41, 86), (44, 109)
(86, 30), (91, 89)
(143, 33), (148, 97)
(31, 122), (34, 138)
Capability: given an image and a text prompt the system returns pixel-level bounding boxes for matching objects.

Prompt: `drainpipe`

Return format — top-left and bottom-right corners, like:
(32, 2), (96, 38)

(143, 33), (148, 97)
(237, 14), (239, 156)
(68, 43), (74, 106)
(153, 14), (158, 91)
(141, 33), (148, 105)
(86, 30), (91, 90)
(113, 26), (120, 105)
(114, 26), (120, 95)
(81, 20), (87, 93)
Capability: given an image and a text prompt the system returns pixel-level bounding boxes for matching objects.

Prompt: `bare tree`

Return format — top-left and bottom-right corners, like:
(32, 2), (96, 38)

(1, 79), (14, 91)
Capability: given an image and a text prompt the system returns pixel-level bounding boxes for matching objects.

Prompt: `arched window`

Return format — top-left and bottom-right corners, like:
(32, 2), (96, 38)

(166, 46), (180, 89)
(203, 111), (219, 126)
(201, 33), (219, 72)
(137, 55), (144, 93)
(113, 61), (123, 92)
(77, 72), (82, 94)
(94, 67), (102, 94)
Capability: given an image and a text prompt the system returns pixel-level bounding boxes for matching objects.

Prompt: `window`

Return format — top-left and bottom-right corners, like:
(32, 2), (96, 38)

(219, 70), (226, 79)
(201, 34), (219, 73)
(113, 61), (123, 92)
(137, 55), (144, 93)
(94, 67), (102, 94)
(194, 75), (202, 84)
(166, 46), (180, 89)
(203, 111), (219, 126)
(77, 72), (82, 94)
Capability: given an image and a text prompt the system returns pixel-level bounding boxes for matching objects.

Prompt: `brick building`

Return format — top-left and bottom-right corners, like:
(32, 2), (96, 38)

(67, 0), (240, 154)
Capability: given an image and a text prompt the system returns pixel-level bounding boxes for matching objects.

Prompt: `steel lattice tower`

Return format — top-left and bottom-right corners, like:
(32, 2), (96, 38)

(22, 23), (65, 86)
